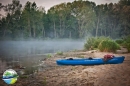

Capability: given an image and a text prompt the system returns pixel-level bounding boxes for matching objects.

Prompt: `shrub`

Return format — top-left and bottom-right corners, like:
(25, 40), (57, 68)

(121, 35), (130, 52)
(93, 36), (110, 48)
(121, 41), (127, 47)
(122, 42), (130, 52)
(84, 37), (96, 50)
(98, 40), (120, 52)
(115, 39), (124, 45)
(84, 36), (110, 50)
(123, 35), (130, 43)
(126, 43), (130, 52)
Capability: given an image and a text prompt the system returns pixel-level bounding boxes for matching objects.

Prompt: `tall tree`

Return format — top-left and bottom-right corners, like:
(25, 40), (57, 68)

(71, 1), (96, 38)
(48, 7), (59, 38)
(2, 0), (22, 38)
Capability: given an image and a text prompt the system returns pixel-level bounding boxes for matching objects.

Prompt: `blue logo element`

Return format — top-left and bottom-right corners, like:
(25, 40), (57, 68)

(2, 69), (18, 84)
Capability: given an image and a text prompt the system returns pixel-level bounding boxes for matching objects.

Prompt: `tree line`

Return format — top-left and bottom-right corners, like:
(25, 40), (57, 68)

(0, 0), (130, 40)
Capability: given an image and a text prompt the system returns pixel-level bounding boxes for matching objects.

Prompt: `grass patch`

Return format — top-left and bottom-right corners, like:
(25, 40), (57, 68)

(19, 75), (28, 79)
(24, 67), (38, 75)
(42, 77), (47, 85)
(47, 54), (52, 58)
(56, 51), (63, 55)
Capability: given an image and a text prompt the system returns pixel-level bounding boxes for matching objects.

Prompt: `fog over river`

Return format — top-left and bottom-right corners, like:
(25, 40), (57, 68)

(0, 39), (84, 57)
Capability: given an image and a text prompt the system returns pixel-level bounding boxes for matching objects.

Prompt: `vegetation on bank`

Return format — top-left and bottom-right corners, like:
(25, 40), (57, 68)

(84, 36), (130, 52)
(0, 0), (130, 40)
(84, 36), (120, 52)
(84, 37), (110, 50)
(116, 35), (130, 52)
(98, 40), (120, 52)
(56, 51), (63, 55)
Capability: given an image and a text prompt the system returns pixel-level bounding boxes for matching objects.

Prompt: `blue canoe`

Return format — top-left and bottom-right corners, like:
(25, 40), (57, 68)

(56, 56), (125, 65)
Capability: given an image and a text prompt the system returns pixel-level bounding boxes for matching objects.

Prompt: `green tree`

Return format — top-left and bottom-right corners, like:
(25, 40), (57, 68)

(1, 0), (22, 39)
(71, 1), (96, 38)
(21, 1), (45, 38)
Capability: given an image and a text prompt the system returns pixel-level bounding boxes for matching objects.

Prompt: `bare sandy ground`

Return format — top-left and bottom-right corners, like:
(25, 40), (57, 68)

(34, 51), (130, 86)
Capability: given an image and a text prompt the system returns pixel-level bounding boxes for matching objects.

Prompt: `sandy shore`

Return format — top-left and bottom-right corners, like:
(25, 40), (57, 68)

(0, 51), (130, 86)
(35, 51), (130, 86)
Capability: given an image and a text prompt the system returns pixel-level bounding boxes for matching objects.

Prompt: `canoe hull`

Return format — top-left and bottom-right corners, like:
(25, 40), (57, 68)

(56, 56), (125, 65)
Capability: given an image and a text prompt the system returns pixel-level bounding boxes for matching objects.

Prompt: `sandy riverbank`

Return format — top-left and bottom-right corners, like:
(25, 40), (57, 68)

(0, 51), (130, 86)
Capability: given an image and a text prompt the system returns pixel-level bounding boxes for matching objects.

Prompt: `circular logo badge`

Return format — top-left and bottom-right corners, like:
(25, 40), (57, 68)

(2, 69), (18, 84)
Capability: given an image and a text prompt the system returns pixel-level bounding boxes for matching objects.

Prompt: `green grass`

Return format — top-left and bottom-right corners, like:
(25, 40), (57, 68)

(47, 54), (52, 58)
(56, 51), (63, 55)
(19, 75), (28, 79)
(24, 67), (38, 75)
(42, 77), (47, 85)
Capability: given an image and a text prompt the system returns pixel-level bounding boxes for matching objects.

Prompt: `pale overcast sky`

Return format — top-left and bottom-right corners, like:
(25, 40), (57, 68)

(0, 0), (119, 13)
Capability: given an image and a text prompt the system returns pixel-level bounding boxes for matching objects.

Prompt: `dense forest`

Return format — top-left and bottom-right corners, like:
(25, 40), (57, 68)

(0, 0), (130, 40)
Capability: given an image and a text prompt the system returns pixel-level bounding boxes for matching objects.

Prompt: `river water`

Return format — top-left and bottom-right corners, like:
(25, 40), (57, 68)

(0, 39), (84, 57)
(0, 39), (84, 72)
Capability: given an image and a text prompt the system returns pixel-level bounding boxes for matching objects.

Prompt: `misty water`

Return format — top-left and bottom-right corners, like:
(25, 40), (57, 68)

(0, 39), (84, 57)
(0, 39), (84, 69)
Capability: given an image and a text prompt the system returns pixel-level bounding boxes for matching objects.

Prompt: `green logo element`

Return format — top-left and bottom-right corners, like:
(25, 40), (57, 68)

(2, 69), (18, 84)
